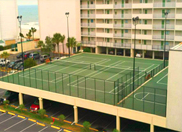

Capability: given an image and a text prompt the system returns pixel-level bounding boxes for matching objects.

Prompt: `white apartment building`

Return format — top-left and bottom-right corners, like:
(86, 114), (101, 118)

(0, 0), (18, 45)
(80, 0), (182, 59)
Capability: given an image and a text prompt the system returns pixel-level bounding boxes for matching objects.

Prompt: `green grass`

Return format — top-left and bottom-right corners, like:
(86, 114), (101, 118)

(0, 53), (165, 116)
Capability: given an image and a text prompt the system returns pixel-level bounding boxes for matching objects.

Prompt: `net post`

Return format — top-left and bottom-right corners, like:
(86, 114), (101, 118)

(85, 77), (86, 99)
(35, 69), (37, 88)
(69, 74), (71, 96)
(104, 80), (105, 103)
(29, 68), (31, 87)
(41, 70), (43, 90)
(62, 73), (64, 94)
(55, 72), (57, 92)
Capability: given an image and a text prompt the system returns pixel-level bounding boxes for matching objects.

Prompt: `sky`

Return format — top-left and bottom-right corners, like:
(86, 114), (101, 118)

(17, 0), (38, 5)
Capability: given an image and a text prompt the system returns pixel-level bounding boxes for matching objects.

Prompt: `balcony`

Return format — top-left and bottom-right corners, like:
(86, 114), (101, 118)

(81, 23), (95, 27)
(132, 3), (153, 8)
(114, 34), (131, 38)
(114, 4), (132, 8)
(113, 43), (131, 48)
(114, 24), (131, 29)
(153, 25), (175, 30)
(80, 4), (95, 9)
(81, 14), (95, 18)
(176, 14), (182, 19)
(131, 44), (152, 50)
(81, 32), (95, 37)
(152, 45), (173, 51)
(175, 36), (182, 42)
(81, 41), (96, 47)
(96, 23), (113, 28)
(132, 24), (152, 30)
(176, 2), (182, 8)
(96, 33), (113, 37)
(132, 34), (152, 40)
(175, 25), (182, 31)
(153, 2), (175, 8)
(153, 35), (174, 41)
(96, 14), (113, 19)
(132, 14), (153, 19)
(114, 14), (131, 19)
(96, 4), (113, 9)
(96, 42), (131, 48)
(153, 14), (175, 19)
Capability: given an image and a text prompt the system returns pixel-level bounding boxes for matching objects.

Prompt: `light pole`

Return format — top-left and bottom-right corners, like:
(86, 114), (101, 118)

(164, 12), (168, 68)
(132, 16), (139, 92)
(17, 16), (24, 71)
(65, 12), (70, 57)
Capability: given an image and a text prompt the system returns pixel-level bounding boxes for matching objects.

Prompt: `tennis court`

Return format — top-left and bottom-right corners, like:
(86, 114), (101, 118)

(0, 53), (165, 114)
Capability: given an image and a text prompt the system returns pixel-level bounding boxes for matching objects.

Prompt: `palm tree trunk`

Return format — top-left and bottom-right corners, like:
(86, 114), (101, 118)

(62, 43), (64, 56)
(57, 43), (60, 58)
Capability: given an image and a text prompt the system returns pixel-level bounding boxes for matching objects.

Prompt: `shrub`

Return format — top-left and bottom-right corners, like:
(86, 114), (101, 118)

(113, 129), (120, 132)
(4, 45), (11, 50)
(18, 104), (25, 112)
(3, 100), (10, 108)
(38, 109), (46, 119)
(58, 114), (65, 125)
(81, 121), (91, 132)
(0, 46), (4, 51)
(83, 47), (90, 52)
(24, 58), (37, 69)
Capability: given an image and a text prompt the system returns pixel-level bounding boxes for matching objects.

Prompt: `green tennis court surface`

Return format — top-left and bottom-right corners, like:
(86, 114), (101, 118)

(0, 53), (166, 116)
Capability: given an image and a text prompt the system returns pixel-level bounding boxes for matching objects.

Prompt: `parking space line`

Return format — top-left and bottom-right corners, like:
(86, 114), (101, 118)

(38, 126), (48, 132)
(4, 119), (26, 131)
(0, 115), (16, 124)
(0, 112), (6, 116)
(90, 116), (101, 125)
(50, 110), (62, 117)
(20, 122), (36, 132)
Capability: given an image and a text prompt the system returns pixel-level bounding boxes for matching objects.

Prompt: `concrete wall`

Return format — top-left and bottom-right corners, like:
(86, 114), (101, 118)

(38, 0), (81, 42)
(0, 0), (18, 40)
(167, 50), (182, 132)
(17, 41), (38, 53)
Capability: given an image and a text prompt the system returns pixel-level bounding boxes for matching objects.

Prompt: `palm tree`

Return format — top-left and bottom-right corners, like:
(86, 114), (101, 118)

(31, 27), (37, 40)
(66, 37), (77, 55)
(45, 36), (54, 56)
(37, 40), (44, 55)
(52, 33), (62, 57)
(0, 52), (10, 69)
(60, 35), (65, 56)
(26, 30), (32, 40)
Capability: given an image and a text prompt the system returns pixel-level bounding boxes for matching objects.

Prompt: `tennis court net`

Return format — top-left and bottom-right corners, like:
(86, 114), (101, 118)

(51, 60), (91, 69)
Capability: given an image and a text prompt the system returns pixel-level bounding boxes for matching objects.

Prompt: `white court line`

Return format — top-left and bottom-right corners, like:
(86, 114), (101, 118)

(134, 92), (166, 106)
(38, 126), (48, 132)
(157, 82), (167, 85)
(141, 93), (150, 101)
(4, 119), (26, 131)
(20, 123), (36, 132)
(0, 113), (6, 117)
(0, 115), (16, 124)
(157, 74), (168, 84)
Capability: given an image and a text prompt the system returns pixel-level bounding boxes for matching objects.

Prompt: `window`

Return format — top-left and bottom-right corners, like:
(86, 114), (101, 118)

(115, 40), (117, 43)
(144, 40), (146, 45)
(91, 10), (93, 14)
(125, 20), (128, 23)
(91, 29), (94, 32)
(167, 0), (171, 2)
(115, 21), (117, 24)
(91, 19), (94, 23)
(115, 12), (117, 14)
(125, 29), (128, 33)
(166, 9), (170, 13)
(115, 2), (117, 5)
(165, 42), (169, 45)
(140, 0), (142, 3)
(166, 31), (170, 35)
(115, 31), (117, 34)
(144, 30), (147, 35)
(125, 40), (128, 43)
(125, 10), (128, 14)
(107, 10), (110, 14)
(139, 40), (141, 43)
(144, 20), (147, 24)
(145, 10), (147, 14)
(107, 38), (110, 42)
(107, 29), (110, 33)
(91, 1), (93, 4)
(166, 20), (170, 24)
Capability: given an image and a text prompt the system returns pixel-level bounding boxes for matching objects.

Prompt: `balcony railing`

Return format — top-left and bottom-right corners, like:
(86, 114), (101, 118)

(153, 14), (175, 19)
(81, 14), (95, 18)
(114, 4), (132, 8)
(154, 2), (175, 7)
(81, 41), (96, 47)
(81, 32), (95, 36)
(153, 25), (175, 30)
(96, 42), (131, 48)
(152, 45), (174, 51)
(114, 34), (131, 38)
(153, 35), (174, 40)
(80, 4), (95, 8)
(114, 14), (131, 19)
(81, 23), (95, 27)
(114, 24), (132, 28)
(114, 43), (131, 48)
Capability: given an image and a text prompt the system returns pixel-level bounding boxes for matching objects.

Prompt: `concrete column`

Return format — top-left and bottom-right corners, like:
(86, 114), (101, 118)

(150, 124), (154, 132)
(19, 93), (23, 105)
(152, 51), (155, 59)
(115, 48), (117, 55)
(106, 47), (108, 54)
(39, 97), (43, 109)
(74, 106), (78, 123)
(76, 46), (78, 53)
(142, 51), (145, 58)
(96, 47), (98, 54)
(123, 49), (126, 56)
(130, 49), (134, 57)
(90, 48), (93, 53)
(116, 115), (120, 131)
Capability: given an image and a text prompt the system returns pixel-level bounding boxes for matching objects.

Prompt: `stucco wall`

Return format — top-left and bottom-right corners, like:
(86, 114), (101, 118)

(17, 41), (38, 52)
(38, 0), (81, 42)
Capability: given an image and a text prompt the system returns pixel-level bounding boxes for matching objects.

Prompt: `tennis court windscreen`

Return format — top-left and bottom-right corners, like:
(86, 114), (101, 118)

(51, 61), (91, 69)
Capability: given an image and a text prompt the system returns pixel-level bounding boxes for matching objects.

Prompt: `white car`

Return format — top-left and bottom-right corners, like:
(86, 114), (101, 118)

(0, 58), (10, 66)
(136, 53), (142, 58)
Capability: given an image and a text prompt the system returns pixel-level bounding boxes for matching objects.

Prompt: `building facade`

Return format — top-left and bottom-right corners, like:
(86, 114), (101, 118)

(80, 0), (182, 59)
(0, 0), (18, 45)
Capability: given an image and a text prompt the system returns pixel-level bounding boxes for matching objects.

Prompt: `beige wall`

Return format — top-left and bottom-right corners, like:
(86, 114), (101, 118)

(17, 41), (38, 53)
(38, 0), (81, 42)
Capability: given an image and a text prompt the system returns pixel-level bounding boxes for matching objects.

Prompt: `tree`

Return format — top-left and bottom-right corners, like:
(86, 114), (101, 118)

(26, 30), (32, 40)
(45, 36), (54, 56)
(60, 35), (65, 55)
(37, 40), (45, 55)
(52, 33), (62, 57)
(58, 114), (65, 125)
(66, 37), (77, 55)
(31, 27), (37, 40)
(18, 104), (25, 112)
(0, 52), (10, 68)
(38, 109), (46, 119)
(24, 58), (37, 69)
(81, 121), (91, 132)
(3, 100), (9, 108)
(112, 129), (120, 132)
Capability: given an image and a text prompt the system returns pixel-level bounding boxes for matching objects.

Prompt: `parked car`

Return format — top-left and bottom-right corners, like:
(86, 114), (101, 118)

(16, 52), (30, 59)
(8, 60), (22, 69)
(13, 62), (23, 70)
(40, 55), (51, 63)
(136, 53), (142, 58)
(29, 53), (40, 60)
(0, 58), (10, 66)
(30, 99), (52, 112)
(17, 65), (24, 71)
(0, 91), (18, 104)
